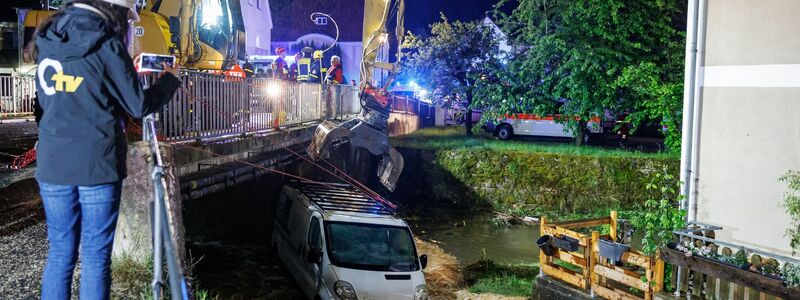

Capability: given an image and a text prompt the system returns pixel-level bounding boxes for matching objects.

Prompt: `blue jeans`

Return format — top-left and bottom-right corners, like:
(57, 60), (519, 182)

(38, 181), (122, 300)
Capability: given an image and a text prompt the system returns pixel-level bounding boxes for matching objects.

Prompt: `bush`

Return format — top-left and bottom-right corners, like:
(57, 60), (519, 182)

(433, 149), (679, 213)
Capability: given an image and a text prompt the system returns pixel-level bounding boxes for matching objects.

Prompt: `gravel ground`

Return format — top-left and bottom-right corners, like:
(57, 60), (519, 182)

(0, 222), (81, 299)
(0, 221), (49, 299)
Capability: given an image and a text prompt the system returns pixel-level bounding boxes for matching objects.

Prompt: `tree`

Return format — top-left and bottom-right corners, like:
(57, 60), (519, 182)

(475, 0), (686, 150)
(401, 15), (502, 136)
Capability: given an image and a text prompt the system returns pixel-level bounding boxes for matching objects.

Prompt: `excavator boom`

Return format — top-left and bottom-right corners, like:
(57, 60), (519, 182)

(307, 0), (406, 191)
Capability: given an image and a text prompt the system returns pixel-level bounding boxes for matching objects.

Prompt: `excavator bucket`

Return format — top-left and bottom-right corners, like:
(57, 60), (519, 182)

(377, 148), (404, 192)
(307, 121), (349, 160)
(307, 119), (404, 192)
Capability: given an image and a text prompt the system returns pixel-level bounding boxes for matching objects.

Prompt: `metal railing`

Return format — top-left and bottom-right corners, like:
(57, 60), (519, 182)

(158, 71), (361, 142)
(0, 75), (36, 118)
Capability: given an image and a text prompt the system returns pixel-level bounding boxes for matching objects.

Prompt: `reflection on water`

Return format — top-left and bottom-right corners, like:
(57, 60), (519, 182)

(405, 210), (540, 265)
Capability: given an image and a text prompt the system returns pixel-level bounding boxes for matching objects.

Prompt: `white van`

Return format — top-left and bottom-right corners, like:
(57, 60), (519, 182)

(272, 181), (428, 300)
(485, 114), (604, 142)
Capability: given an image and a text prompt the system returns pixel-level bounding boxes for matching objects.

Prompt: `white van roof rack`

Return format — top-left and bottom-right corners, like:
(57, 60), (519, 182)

(288, 180), (394, 215)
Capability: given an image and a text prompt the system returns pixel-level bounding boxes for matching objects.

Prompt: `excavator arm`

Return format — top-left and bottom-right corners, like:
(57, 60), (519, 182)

(307, 0), (406, 191)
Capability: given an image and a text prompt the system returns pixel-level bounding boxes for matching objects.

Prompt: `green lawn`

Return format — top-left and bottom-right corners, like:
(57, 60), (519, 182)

(464, 259), (539, 297)
(391, 126), (677, 159)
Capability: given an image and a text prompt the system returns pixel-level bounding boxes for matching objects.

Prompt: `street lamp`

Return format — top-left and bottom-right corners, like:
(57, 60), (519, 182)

(310, 12), (340, 53)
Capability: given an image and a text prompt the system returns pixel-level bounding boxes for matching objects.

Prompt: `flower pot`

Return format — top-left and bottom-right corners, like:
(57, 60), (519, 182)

(552, 235), (580, 252)
(537, 235), (555, 256)
(598, 239), (629, 263)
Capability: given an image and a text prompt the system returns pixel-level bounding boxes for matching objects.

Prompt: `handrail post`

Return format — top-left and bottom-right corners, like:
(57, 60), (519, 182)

(144, 114), (187, 300)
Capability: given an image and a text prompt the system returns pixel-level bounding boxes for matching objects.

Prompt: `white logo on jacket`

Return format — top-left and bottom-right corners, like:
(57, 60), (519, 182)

(38, 58), (84, 96)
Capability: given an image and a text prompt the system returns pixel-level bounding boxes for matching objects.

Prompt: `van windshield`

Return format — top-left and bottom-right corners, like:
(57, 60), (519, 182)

(325, 222), (419, 272)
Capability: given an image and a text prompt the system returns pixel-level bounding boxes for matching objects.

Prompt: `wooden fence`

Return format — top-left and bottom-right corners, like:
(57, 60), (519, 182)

(540, 211), (665, 300)
(660, 225), (800, 300)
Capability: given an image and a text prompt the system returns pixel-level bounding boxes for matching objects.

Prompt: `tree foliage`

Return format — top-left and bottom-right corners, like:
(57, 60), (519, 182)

(475, 0), (686, 150)
(401, 15), (502, 135)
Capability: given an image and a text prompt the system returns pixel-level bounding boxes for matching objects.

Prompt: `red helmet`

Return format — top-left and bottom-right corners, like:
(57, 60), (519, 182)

(275, 47), (286, 55)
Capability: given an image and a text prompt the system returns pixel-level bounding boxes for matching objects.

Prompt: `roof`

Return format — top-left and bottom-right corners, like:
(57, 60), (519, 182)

(271, 0), (364, 42)
(287, 180), (406, 226)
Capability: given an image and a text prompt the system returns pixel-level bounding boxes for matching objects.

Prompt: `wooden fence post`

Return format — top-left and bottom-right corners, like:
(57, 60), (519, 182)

(540, 215), (547, 278)
(610, 210), (618, 242)
(590, 231), (600, 298)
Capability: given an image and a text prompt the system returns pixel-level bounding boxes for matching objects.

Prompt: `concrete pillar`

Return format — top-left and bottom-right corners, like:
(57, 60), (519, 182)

(113, 141), (187, 275)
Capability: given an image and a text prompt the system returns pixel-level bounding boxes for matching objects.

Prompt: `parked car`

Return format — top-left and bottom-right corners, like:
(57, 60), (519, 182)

(272, 180), (428, 300)
(484, 114), (603, 143)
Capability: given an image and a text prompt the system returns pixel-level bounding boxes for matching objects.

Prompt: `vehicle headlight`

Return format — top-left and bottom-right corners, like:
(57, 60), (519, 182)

(334, 280), (358, 300)
(414, 284), (428, 300)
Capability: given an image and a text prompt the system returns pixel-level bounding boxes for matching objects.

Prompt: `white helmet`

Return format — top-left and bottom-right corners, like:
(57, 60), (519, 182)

(95, 0), (140, 22)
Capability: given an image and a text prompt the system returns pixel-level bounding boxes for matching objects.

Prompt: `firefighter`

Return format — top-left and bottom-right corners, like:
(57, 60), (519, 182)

(326, 55), (345, 85)
(308, 50), (324, 83)
(289, 52), (302, 81)
(272, 47), (289, 80)
(242, 58), (255, 78)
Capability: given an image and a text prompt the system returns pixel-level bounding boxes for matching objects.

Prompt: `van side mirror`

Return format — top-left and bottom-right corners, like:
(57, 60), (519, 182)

(419, 254), (428, 270)
(307, 247), (323, 264)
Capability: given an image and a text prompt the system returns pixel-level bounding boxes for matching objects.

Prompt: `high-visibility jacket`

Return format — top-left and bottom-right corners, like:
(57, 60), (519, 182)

(309, 60), (322, 83)
(242, 62), (255, 78)
(296, 58), (311, 81)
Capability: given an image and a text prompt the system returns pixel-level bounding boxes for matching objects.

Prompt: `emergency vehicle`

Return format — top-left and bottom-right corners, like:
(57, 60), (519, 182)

(484, 114), (604, 143)
(247, 55), (297, 77)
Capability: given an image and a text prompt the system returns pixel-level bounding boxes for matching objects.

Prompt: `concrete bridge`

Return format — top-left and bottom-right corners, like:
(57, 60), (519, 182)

(0, 72), (435, 284)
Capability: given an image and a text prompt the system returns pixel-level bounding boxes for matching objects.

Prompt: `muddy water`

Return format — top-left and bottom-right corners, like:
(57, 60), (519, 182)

(406, 210), (540, 265)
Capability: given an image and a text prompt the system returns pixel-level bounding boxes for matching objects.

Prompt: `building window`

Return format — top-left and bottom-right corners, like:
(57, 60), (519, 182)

(314, 16), (328, 25)
(256, 0), (260, 10)
(248, 0), (254, 6)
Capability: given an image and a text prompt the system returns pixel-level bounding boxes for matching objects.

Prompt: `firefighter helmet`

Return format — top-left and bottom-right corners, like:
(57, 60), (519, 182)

(313, 50), (324, 59)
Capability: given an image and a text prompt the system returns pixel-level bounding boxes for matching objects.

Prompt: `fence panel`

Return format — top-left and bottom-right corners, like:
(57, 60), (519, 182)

(156, 74), (396, 141)
(0, 76), (36, 118)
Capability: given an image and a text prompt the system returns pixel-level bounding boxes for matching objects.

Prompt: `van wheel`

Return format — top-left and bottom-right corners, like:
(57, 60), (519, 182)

(496, 125), (513, 140)
(573, 130), (590, 146)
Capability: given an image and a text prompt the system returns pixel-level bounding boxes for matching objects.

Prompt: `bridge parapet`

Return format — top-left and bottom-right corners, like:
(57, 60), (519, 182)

(156, 72), (361, 142)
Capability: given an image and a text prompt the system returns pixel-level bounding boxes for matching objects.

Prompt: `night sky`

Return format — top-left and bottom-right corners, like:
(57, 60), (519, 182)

(3, 0), (501, 27)
(404, 0), (500, 35)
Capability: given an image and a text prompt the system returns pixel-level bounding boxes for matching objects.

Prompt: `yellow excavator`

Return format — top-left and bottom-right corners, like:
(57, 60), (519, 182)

(307, 0), (407, 191)
(21, 0), (245, 70)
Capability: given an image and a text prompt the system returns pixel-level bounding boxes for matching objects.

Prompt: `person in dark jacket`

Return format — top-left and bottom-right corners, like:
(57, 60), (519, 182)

(31, 0), (180, 299)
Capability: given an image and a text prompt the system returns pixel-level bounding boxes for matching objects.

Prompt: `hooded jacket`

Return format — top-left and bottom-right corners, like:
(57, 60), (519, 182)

(34, 5), (180, 185)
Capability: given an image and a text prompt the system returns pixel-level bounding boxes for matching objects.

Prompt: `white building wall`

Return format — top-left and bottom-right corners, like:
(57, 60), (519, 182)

(241, 0), (272, 55)
(694, 0), (800, 257)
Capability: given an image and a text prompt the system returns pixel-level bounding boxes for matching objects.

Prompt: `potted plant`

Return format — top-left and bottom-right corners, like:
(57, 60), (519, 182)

(537, 235), (555, 256)
(599, 238), (629, 263)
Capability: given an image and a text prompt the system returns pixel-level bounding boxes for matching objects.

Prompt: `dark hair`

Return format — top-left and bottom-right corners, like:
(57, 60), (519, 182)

(27, 0), (131, 62)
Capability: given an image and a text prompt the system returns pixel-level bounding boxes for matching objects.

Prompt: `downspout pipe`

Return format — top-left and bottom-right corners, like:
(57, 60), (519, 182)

(680, 0), (700, 213)
(688, 0), (709, 223)
(676, 1), (701, 293)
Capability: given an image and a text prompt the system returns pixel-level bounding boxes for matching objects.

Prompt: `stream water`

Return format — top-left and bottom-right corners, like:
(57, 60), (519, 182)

(406, 210), (540, 265)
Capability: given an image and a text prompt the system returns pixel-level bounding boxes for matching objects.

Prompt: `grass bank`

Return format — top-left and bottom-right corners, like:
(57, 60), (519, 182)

(464, 258), (539, 297)
(392, 126), (677, 160)
(111, 254), (216, 300)
(416, 238), (539, 299)
(392, 126), (679, 217)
